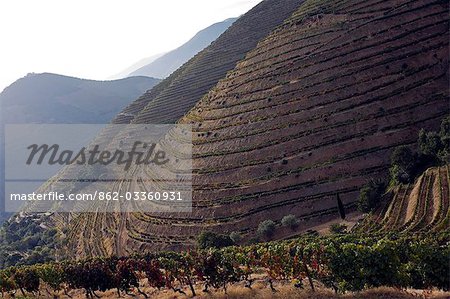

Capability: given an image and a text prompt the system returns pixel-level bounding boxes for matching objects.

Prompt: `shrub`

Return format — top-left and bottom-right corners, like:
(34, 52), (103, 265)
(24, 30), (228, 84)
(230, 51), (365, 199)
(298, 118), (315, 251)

(389, 146), (416, 185)
(391, 146), (415, 171)
(281, 214), (299, 230)
(438, 116), (450, 163)
(358, 180), (385, 213)
(418, 129), (441, 157)
(257, 220), (276, 238)
(329, 223), (347, 234)
(197, 231), (233, 249)
(439, 116), (450, 148)
(417, 117), (450, 164)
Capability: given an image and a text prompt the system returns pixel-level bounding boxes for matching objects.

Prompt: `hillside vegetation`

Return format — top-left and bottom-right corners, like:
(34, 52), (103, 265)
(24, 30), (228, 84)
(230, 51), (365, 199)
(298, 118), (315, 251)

(355, 116), (450, 233)
(0, 233), (448, 298)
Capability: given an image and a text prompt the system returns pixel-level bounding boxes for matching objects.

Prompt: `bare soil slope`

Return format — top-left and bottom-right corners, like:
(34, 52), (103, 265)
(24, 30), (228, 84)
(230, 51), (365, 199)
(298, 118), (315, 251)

(63, 0), (449, 256)
(118, 0), (449, 252)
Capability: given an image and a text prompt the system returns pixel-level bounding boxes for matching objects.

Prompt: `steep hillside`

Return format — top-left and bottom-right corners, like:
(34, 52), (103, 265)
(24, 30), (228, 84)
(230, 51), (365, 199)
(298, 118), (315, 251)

(112, 0), (305, 125)
(355, 165), (449, 233)
(5, 0), (307, 260)
(129, 18), (238, 79)
(23, 0), (449, 258)
(100, 0), (448, 253)
(0, 73), (160, 123)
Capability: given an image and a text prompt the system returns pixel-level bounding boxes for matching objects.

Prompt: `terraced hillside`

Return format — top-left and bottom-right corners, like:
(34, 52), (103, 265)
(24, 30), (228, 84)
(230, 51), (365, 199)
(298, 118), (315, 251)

(51, 0), (306, 258)
(112, 0), (305, 125)
(129, 18), (238, 79)
(355, 165), (450, 233)
(63, 0), (449, 256)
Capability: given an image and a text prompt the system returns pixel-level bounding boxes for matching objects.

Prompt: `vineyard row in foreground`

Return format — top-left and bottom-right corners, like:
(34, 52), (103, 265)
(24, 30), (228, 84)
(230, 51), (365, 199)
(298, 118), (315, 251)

(0, 233), (448, 298)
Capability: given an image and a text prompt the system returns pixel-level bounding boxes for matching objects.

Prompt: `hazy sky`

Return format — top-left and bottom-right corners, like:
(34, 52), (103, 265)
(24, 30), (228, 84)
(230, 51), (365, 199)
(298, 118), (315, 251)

(0, 0), (262, 92)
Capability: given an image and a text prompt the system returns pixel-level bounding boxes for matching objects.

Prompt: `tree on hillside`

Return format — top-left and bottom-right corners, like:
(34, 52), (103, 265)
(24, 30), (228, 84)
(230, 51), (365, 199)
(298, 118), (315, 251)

(257, 220), (276, 239)
(336, 194), (346, 220)
(389, 146), (416, 184)
(438, 116), (450, 163)
(358, 180), (385, 213)
(281, 214), (299, 230)
(418, 130), (442, 158)
(417, 116), (450, 165)
(197, 231), (233, 249)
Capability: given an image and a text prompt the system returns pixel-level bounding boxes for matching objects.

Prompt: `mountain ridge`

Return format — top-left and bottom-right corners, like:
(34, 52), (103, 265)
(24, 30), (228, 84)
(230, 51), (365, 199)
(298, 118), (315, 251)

(1, 72), (160, 123)
(129, 18), (238, 79)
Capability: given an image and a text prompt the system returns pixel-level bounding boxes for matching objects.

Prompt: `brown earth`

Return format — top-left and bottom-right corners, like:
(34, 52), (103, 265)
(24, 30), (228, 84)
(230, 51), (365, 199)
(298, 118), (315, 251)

(6, 284), (450, 299)
(52, 0), (450, 256)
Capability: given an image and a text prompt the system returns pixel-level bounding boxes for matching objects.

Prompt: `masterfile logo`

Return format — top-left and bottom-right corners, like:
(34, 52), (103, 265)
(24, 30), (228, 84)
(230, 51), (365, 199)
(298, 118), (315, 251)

(4, 124), (192, 213)
(26, 141), (170, 171)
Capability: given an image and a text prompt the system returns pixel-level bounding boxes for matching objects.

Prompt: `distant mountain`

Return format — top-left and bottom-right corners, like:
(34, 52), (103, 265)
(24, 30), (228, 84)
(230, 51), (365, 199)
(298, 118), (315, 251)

(129, 18), (237, 79)
(109, 52), (166, 80)
(0, 72), (160, 225)
(0, 72), (160, 124)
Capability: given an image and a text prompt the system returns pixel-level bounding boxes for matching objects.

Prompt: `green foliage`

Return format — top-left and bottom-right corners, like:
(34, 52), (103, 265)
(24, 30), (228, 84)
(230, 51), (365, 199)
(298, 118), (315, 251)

(438, 116), (450, 163)
(305, 229), (319, 237)
(439, 116), (450, 147)
(357, 180), (385, 213)
(0, 215), (58, 268)
(405, 238), (450, 289)
(12, 267), (40, 295)
(418, 129), (442, 158)
(281, 214), (299, 230)
(391, 146), (415, 170)
(418, 117), (450, 165)
(197, 231), (233, 249)
(0, 233), (448, 296)
(388, 117), (450, 187)
(389, 146), (416, 184)
(257, 220), (276, 238)
(329, 223), (347, 234)
(35, 263), (64, 291)
(336, 193), (346, 220)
